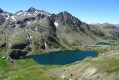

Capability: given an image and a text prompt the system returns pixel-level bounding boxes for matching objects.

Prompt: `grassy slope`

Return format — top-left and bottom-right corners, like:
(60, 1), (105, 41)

(0, 58), (59, 80)
(1, 44), (119, 80)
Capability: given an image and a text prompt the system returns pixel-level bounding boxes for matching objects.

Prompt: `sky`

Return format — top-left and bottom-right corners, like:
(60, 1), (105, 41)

(0, 0), (119, 24)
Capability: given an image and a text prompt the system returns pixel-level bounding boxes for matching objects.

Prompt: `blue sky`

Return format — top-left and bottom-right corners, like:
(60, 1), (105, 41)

(0, 0), (119, 24)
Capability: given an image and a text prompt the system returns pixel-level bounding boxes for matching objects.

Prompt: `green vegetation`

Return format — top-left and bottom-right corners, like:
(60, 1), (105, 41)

(1, 43), (119, 80)
(0, 8), (119, 80)
(0, 59), (8, 67)
(0, 59), (59, 80)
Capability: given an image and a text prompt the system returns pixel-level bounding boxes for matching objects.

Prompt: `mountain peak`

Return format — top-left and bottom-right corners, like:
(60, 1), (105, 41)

(63, 11), (70, 14)
(58, 11), (71, 15)
(0, 8), (4, 13)
(27, 7), (37, 12)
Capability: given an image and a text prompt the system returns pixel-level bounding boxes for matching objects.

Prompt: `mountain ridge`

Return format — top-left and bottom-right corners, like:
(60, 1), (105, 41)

(0, 7), (118, 59)
(0, 7), (119, 80)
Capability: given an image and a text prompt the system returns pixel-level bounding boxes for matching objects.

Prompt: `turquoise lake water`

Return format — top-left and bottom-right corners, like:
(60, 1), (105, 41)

(96, 42), (111, 45)
(24, 50), (98, 65)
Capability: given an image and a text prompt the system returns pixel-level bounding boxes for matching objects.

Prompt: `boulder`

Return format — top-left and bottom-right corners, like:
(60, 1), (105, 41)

(0, 42), (6, 48)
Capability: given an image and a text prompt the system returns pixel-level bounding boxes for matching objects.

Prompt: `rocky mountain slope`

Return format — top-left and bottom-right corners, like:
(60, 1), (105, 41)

(0, 7), (119, 59)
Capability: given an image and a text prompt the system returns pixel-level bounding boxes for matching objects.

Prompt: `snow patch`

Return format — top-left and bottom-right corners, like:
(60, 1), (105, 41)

(35, 27), (37, 31)
(35, 11), (38, 14)
(54, 21), (58, 27)
(27, 21), (31, 25)
(15, 24), (18, 28)
(33, 20), (36, 23)
(6, 17), (9, 20)
(44, 42), (47, 47)
(27, 13), (32, 16)
(44, 42), (48, 48)
(23, 12), (27, 16)
(11, 16), (16, 21)
(17, 12), (23, 15)
(2, 13), (10, 20)
(29, 36), (32, 39)
(6, 13), (10, 18)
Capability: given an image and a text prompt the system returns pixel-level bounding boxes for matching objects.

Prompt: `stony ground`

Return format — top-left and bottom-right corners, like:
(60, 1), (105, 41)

(49, 50), (119, 80)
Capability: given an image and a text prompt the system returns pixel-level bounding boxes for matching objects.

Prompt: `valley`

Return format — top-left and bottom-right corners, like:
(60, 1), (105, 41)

(0, 7), (119, 80)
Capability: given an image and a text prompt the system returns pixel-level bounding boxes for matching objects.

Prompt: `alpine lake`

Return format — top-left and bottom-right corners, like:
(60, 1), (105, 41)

(23, 50), (98, 65)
